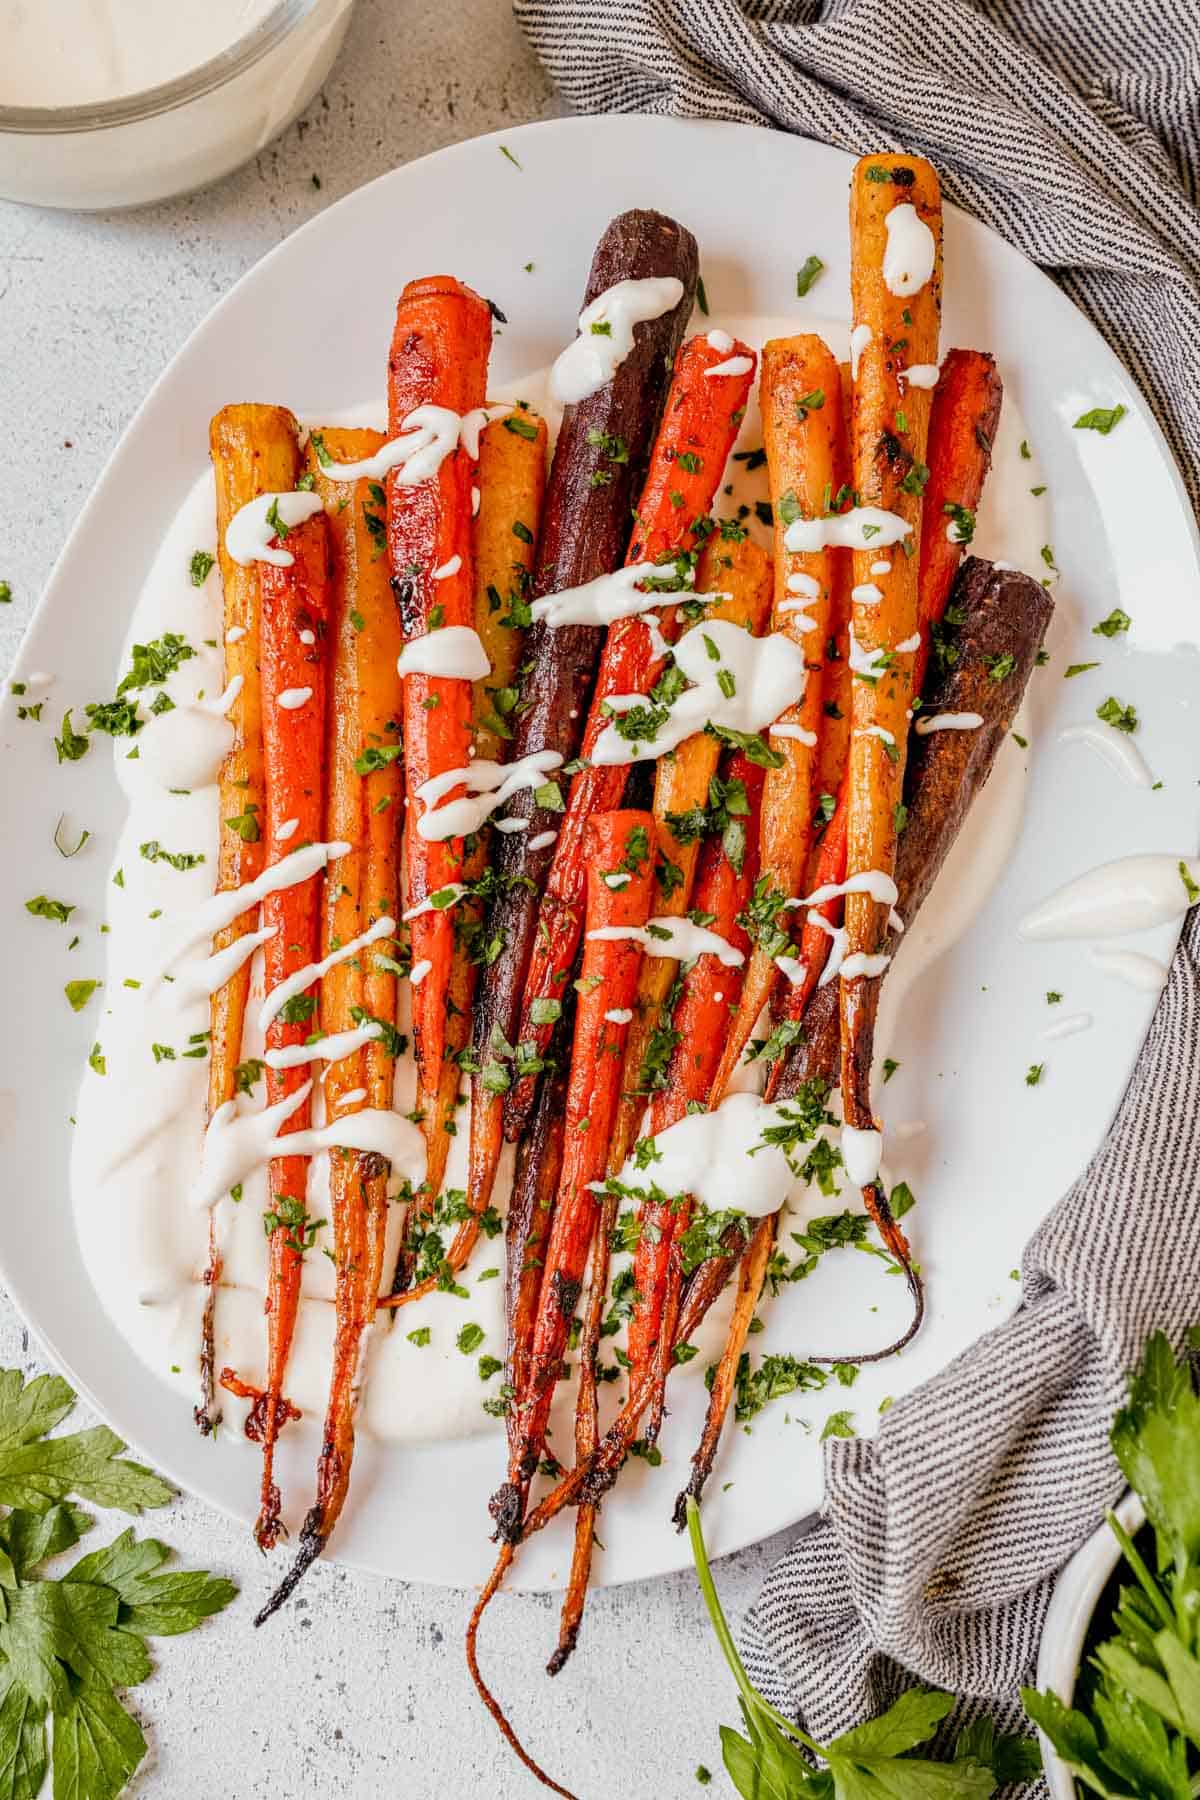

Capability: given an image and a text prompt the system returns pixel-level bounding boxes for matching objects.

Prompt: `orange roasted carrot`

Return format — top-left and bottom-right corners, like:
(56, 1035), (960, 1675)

(707, 337), (848, 1104)
(221, 511), (331, 1550)
(502, 335), (756, 1141)
(840, 155), (942, 1269)
(490, 812), (657, 1540)
(263, 427), (405, 1595)
(198, 404), (300, 1434)
(387, 276), (492, 1174)
(608, 531), (773, 1173)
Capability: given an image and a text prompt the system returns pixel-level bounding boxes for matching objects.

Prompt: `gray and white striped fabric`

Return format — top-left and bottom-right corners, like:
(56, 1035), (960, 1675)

(515, 1), (1200, 1781)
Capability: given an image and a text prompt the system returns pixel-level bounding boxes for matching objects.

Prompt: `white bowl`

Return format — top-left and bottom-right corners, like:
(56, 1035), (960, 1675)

(1034, 1492), (1145, 1797)
(0, 0), (356, 210)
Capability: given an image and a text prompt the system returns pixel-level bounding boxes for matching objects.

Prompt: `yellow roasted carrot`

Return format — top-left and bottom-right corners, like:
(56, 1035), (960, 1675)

(607, 532), (772, 1174)
(842, 153), (942, 1257)
(197, 403), (300, 1435)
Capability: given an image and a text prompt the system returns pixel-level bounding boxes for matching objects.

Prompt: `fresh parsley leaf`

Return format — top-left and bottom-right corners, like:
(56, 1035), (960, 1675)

(1074, 404), (1127, 435)
(1096, 696), (1138, 734)
(795, 255), (824, 297)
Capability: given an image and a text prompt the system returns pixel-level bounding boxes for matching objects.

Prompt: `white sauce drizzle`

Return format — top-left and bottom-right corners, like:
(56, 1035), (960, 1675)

(616, 1091), (804, 1219)
(894, 632), (922, 656)
(849, 323), (872, 378)
(1059, 722), (1155, 790)
(432, 555), (462, 581)
(298, 629), (316, 646)
(397, 626), (490, 682)
(902, 364), (940, 389)
(159, 841), (350, 975)
(784, 507), (911, 554)
(174, 925), (277, 1000)
(277, 687), (312, 711)
(315, 404), (508, 488)
(915, 710), (983, 736)
(807, 911), (849, 986)
(870, 559), (892, 576)
(587, 917), (745, 967)
(265, 1022), (384, 1071)
(705, 354), (755, 379)
(769, 723), (818, 747)
(528, 830), (558, 852)
(841, 1125), (883, 1187)
(277, 817), (299, 842)
(410, 959), (433, 986)
(493, 816), (529, 834)
(415, 749), (564, 842)
(1019, 854), (1200, 941)
(604, 1007), (634, 1024)
(193, 1083), (425, 1213)
(224, 491), (324, 567)
(259, 916), (397, 1032)
(529, 561), (691, 629)
(403, 884), (467, 921)
(856, 725), (896, 750)
(847, 626), (891, 681)
(882, 204), (936, 298)
(225, 624), (246, 644)
(1089, 947), (1169, 992)
(550, 277), (685, 407)
(777, 605), (817, 630)
(706, 329), (735, 352)
(774, 954), (807, 987)
(841, 952), (892, 980)
(786, 571), (820, 598)
(590, 620), (807, 768)
(1041, 1011), (1093, 1042)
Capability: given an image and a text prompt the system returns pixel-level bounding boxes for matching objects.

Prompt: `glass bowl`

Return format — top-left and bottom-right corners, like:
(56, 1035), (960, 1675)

(0, 0), (357, 211)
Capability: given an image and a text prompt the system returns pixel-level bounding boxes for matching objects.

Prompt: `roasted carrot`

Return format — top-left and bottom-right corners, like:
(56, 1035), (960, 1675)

(768, 347), (999, 1066)
(220, 511), (331, 1550)
(607, 533), (773, 1173)
(629, 751), (766, 1436)
(468, 209), (696, 1241)
(504, 1037), (569, 1463)
(676, 557), (1054, 1517)
(387, 275), (492, 1178)
(705, 337), (848, 1105)
(491, 812), (657, 1539)
(840, 153), (942, 1267)
(502, 335), (755, 1141)
(256, 427), (405, 1596)
(198, 403), (300, 1434)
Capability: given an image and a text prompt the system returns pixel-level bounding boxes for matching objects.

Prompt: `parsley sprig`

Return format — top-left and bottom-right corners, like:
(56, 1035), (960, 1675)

(0, 1369), (235, 1800)
(688, 1496), (1037, 1795)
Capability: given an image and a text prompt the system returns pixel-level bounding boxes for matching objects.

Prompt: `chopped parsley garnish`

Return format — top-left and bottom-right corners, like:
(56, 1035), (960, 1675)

(26, 895), (75, 923)
(139, 840), (205, 872)
(795, 255), (824, 296)
(54, 710), (90, 763)
(1064, 662), (1099, 678)
(1074, 403), (1127, 435)
(65, 978), (100, 1012)
(1025, 1063), (1044, 1087)
(189, 550), (215, 586)
(1093, 607), (1131, 637)
(942, 500), (976, 544)
(1096, 695), (1138, 733)
(277, 993), (317, 1026)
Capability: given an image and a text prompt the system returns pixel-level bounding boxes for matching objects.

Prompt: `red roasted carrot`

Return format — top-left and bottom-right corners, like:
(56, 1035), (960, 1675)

(491, 812), (657, 1538)
(628, 751), (766, 1434)
(219, 511), (331, 1550)
(502, 335), (756, 1141)
(387, 276), (492, 1161)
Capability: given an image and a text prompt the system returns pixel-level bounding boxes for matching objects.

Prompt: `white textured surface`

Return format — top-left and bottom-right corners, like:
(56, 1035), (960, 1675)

(0, 4), (792, 1793)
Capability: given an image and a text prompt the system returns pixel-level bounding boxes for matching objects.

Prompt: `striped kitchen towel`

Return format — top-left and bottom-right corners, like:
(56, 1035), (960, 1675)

(515, 0), (1200, 1785)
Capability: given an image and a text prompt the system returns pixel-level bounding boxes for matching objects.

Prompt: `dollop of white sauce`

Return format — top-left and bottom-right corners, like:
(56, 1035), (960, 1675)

(277, 686), (312, 710)
(870, 560), (893, 576)
(786, 571), (820, 598)
(847, 625), (891, 681)
(617, 1091), (808, 1218)
(915, 711), (984, 736)
(852, 582), (884, 607)
(902, 364), (940, 389)
(604, 1007), (634, 1024)
(797, 869), (899, 909)
(590, 619), (807, 768)
(432, 555), (462, 581)
(1018, 854), (1200, 941)
(587, 916), (745, 967)
(784, 507), (912, 554)
(527, 830), (558, 852)
(397, 626), (491, 682)
(706, 329), (735, 353)
(410, 959), (433, 986)
(225, 491), (323, 568)
(841, 1125), (883, 1187)
(882, 204), (936, 298)
(550, 277), (685, 407)
(530, 561), (692, 629)
(1059, 722), (1155, 790)
(415, 749), (563, 842)
(894, 632), (922, 656)
(1089, 947), (1170, 992)
(774, 954), (807, 987)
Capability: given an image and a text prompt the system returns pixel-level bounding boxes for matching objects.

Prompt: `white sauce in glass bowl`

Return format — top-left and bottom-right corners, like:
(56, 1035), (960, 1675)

(0, 0), (277, 107)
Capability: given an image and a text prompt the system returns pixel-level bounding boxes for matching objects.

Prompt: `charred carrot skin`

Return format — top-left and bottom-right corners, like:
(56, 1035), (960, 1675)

(198, 403), (301, 1434)
(769, 347), (999, 1063)
(471, 209), (696, 1201)
(706, 339), (847, 1106)
(503, 335), (755, 1141)
(505, 1035), (570, 1457)
(841, 156), (942, 1240)
(627, 752), (766, 1410)
(232, 512), (331, 1551)
(297, 428), (404, 1570)
(489, 812), (657, 1543)
(387, 276), (492, 1136)
(607, 534), (773, 1173)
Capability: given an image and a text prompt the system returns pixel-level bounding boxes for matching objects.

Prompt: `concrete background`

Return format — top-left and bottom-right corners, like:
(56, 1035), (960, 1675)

(0, 3), (797, 1793)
